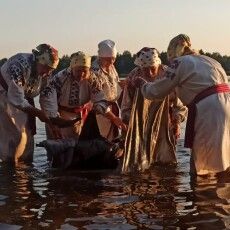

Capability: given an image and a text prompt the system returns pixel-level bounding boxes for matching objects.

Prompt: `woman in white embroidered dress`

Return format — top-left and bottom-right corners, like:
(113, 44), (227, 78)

(0, 44), (59, 163)
(121, 47), (187, 172)
(40, 52), (92, 140)
(90, 39), (127, 141)
(134, 34), (230, 175)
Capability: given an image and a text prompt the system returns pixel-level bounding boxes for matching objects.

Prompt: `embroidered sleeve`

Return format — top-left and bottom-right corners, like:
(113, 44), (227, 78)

(170, 92), (187, 123)
(88, 72), (110, 114)
(141, 59), (182, 100)
(40, 70), (68, 117)
(7, 80), (31, 108)
(6, 58), (31, 108)
(7, 57), (29, 86)
(41, 69), (68, 97)
(164, 60), (181, 80)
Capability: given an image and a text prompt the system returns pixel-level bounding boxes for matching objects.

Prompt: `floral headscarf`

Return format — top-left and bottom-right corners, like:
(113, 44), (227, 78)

(33, 44), (59, 69)
(134, 47), (161, 68)
(70, 51), (91, 68)
(167, 34), (191, 60)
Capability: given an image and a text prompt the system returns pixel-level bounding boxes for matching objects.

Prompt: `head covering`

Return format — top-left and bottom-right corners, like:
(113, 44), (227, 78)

(134, 47), (161, 68)
(70, 51), (91, 68)
(98, 39), (117, 57)
(33, 44), (59, 69)
(167, 34), (191, 60)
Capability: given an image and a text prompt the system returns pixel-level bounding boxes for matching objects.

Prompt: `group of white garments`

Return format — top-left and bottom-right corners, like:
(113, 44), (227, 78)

(40, 57), (121, 141)
(0, 36), (230, 176)
(141, 54), (230, 175)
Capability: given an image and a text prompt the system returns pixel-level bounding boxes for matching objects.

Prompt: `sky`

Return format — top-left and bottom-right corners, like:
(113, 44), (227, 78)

(0, 0), (230, 59)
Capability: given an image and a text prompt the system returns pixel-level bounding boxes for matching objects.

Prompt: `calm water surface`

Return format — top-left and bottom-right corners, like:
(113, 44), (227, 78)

(0, 119), (229, 230)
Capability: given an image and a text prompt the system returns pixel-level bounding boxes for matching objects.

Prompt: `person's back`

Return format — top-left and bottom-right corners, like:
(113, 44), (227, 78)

(37, 112), (122, 170)
(40, 52), (92, 140)
(167, 54), (228, 105)
(135, 34), (230, 175)
(0, 44), (59, 163)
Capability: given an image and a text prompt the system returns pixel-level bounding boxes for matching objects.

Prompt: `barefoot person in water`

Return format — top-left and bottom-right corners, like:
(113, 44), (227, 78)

(0, 44), (59, 163)
(134, 34), (230, 175)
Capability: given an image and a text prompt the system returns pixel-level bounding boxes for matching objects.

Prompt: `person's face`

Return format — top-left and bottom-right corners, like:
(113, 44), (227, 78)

(72, 66), (90, 81)
(99, 57), (116, 68)
(36, 63), (54, 77)
(142, 66), (158, 78)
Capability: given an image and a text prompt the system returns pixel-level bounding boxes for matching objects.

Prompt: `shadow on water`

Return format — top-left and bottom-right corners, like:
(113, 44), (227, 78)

(0, 121), (229, 229)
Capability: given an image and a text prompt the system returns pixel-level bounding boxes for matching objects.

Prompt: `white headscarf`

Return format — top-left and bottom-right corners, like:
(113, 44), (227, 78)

(98, 39), (117, 57)
(134, 47), (161, 68)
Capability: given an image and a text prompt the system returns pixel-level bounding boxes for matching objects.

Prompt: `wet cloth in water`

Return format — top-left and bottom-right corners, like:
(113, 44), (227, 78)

(38, 112), (121, 170)
(122, 89), (177, 172)
(121, 67), (187, 172)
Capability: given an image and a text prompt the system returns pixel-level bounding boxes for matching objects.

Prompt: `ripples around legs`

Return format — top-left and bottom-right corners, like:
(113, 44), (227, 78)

(0, 123), (229, 229)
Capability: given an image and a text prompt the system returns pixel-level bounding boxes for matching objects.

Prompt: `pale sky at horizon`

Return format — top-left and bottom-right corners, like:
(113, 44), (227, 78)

(0, 0), (230, 59)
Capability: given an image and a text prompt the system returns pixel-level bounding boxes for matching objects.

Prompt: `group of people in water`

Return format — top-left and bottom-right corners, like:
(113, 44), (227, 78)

(0, 34), (230, 175)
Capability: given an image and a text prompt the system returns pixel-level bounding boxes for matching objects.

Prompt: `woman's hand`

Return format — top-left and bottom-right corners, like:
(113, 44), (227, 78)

(105, 111), (128, 132)
(22, 106), (51, 124)
(37, 110), (50, 124)
(112, 116), (128, 132)
(173, 123), (180, 139)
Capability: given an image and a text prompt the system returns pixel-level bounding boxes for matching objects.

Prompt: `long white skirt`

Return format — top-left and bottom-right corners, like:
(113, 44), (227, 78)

(0, 93), (34, 163)
(193, 93), (230, 175)
(96, 115), (115, 141)
(96, 103), (120, 142)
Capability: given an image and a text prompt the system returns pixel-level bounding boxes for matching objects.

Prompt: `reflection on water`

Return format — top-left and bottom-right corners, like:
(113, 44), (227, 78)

(0, 120), (229, 229)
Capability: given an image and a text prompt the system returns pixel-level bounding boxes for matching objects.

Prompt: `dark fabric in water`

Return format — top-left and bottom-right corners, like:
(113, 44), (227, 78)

(71, 138), (118, 170)
(25, 96), (36, 135)
(51, 138), (119, 170)
(52, 111), (119, 170)
(74, 111), (119, 170)
(79, 111), (101, 140)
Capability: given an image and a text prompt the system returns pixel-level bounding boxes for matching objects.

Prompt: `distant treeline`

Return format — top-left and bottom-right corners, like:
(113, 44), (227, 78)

(1, 50), (230, 76)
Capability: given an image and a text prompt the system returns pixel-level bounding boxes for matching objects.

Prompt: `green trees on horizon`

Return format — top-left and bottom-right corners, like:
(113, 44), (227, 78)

(1, 50), (230, 76)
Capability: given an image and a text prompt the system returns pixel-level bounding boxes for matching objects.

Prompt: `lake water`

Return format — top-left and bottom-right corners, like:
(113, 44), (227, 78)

(0, 121), (229, 229)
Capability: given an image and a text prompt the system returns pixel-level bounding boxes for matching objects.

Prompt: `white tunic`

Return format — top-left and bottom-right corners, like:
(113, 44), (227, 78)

(90, 59), (122, 140)
(141, 54), (230, 175)
(0, 53), (42, 162)
(40, 68), (90, 139)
